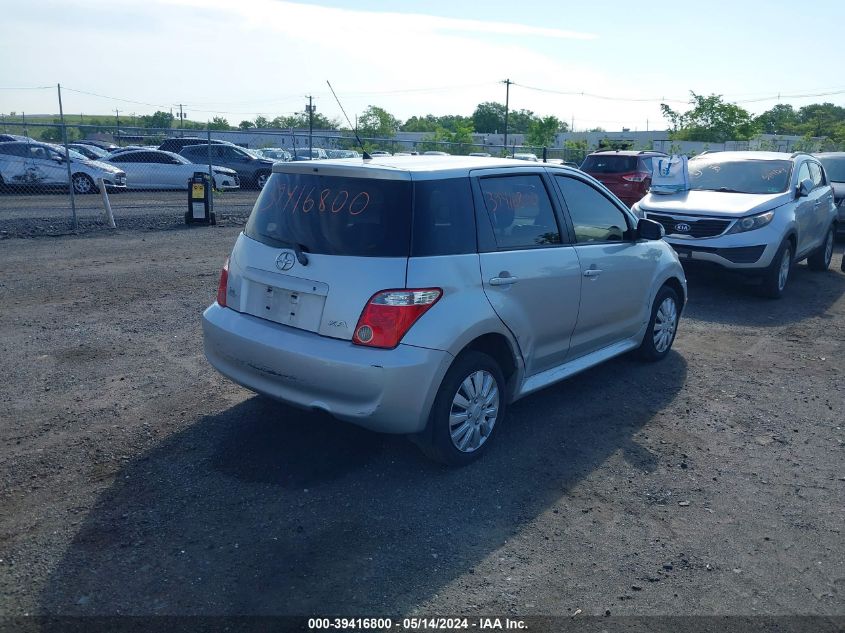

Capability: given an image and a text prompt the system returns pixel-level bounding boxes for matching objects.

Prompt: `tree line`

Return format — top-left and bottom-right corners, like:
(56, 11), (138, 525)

(661, 92), (845, 148)
(29, 92), (845, 151)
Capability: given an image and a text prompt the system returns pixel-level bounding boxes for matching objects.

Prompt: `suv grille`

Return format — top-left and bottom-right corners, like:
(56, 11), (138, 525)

(646, 213), (731, 238)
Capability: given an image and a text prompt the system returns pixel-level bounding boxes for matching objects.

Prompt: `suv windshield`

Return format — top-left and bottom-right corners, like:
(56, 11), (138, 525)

(581, 155), (639, 173)
(817, 156), (845, 182)
(244, 172), (412, 257)
(687, 159), (793, 194)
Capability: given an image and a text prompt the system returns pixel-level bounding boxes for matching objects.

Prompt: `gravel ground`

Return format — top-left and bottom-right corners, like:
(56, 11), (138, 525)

(0, 224), (843, 628)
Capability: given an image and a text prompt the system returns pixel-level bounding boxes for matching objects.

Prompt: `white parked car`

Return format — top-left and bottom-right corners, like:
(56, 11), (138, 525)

(102, 149), (240, 190)
(513, 152), (539, 162)
(0, 141), (126, 193)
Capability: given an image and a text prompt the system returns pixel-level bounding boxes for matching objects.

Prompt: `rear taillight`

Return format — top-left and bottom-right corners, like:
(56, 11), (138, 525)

(622, 172), (650, 183)
(352, 288), (442, 349)
(216, 257), (229, 307)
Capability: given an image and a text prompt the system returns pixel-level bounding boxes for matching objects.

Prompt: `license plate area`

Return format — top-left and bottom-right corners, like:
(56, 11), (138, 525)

(242, 275), (327, 332)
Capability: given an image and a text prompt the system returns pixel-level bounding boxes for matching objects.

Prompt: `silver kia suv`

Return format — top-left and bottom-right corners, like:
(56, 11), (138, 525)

(632, 151), (838, 298)
(203, 157), (687, 464)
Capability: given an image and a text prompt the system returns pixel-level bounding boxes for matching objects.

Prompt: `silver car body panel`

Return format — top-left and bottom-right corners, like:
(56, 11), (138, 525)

(203, 157), (687, 435)
(203, 303), (452, 434)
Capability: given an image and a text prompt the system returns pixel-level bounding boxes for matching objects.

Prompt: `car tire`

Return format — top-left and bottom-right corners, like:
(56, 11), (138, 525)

(759, 239), (793, 299)
(416, 351), (507, 466)
(71, 173), (97, 195)
(636, 285), (680, 362)
(807, 226), (834, 271)
(255, 171), (270, 190)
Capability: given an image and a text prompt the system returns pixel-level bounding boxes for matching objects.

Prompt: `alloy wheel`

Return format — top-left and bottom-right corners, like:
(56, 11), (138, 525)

(449, 370), (500, 453)
(653, 297), (677, 353)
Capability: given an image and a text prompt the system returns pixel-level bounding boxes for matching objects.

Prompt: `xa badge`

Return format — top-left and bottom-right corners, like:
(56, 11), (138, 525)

(276, 251), (296, 271)
(675, 222), (691, 233)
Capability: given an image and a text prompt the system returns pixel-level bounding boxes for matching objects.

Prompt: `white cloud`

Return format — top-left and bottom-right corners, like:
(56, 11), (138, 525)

(0, 0), (667, 130)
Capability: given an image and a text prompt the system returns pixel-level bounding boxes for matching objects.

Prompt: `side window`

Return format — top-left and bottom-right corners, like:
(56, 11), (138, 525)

(808, 162), (824, 187)
(108, 153), (128, 163)
(797, 162), (811, 184)
(478, 174), (561, 249)
(556, 176), (632, 243)
(411, 178), (475, 256)
(148, 152), (172, 164)
(0, 143), (26, 157)
(28, 146), (49, 160)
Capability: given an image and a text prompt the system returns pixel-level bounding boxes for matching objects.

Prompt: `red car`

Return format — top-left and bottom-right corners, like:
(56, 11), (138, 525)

(580, 149), (667, 207)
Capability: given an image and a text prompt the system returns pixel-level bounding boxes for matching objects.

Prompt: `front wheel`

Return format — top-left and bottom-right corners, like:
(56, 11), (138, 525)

(807, 226), (834, 271)
(759, 239), (793, 299)
(416, 351), (507, 466)
(71, 173), (97, 194)
(637, 285), (680, 362)
(255, 171), (270, 190)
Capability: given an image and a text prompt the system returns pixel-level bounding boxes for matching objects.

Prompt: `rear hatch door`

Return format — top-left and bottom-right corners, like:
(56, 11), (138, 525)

(581, 154), (641, 196)
(231, 163), (412, 340)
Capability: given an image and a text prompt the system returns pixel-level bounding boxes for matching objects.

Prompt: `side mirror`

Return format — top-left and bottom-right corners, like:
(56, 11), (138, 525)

(637, 218), (665, 241)
(796, 178), (813, 198)
(53, 156), (65, 163)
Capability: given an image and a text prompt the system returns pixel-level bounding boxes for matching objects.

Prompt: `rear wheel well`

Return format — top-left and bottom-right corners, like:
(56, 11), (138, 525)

(460, 333), (517, 389)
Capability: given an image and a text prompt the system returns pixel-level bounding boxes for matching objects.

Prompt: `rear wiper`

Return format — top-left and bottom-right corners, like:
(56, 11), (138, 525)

(272, 239), (309, 266)
(291, 242), (309, 266)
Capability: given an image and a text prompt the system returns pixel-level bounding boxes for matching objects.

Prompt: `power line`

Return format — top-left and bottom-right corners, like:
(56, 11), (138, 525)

(0, 85), (54, 90)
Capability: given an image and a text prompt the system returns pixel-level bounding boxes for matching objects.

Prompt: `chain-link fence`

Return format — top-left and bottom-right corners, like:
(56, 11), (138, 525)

(0, 120), (590, 236)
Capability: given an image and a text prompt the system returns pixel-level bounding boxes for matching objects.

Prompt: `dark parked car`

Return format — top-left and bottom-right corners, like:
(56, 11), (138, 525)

(158, 137), (231, 154)
(179, 143), (275, 189)
(580, 149), (667, 207)
(814, 152), (845, 236)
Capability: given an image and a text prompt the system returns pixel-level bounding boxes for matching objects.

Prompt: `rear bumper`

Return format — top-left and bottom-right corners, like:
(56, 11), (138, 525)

(202, 303), (453, 434)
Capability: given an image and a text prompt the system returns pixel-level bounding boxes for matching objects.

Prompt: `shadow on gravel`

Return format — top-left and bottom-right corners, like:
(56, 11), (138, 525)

(682, 248), (845, 327)
(41, 352), (687, 617)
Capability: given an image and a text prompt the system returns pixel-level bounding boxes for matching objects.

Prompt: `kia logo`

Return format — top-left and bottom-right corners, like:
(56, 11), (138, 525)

(275, 251), (296, 271)
(675, 222), (692, 233)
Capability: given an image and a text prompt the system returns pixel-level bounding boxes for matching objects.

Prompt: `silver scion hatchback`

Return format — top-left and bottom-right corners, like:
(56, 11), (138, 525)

(203, 156), (687, 465)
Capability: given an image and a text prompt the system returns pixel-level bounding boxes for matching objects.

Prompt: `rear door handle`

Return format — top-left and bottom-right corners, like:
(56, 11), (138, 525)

(489, 276), (519, 286)
(583, 269), (603, 278)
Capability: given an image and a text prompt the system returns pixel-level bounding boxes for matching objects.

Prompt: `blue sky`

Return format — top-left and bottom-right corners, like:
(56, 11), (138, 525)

(2, 0), (844, 131)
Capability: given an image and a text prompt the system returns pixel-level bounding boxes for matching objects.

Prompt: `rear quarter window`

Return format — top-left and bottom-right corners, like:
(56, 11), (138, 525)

(411, 178), (476, 256)
(244, 172), (412, 257)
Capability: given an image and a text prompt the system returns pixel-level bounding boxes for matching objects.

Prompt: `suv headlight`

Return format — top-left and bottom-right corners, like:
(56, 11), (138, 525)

(725, 210), (775, 235)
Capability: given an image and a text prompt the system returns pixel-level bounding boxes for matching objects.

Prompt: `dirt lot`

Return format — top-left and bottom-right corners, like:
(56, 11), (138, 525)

(0, 225), (843, 626)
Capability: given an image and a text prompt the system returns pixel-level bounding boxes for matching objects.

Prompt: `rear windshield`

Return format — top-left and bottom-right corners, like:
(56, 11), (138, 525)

(688, 159), (792, 194)
(244, 172), (412, 257)
(580, 155), (639, 174)
(817, 156), (845, 182)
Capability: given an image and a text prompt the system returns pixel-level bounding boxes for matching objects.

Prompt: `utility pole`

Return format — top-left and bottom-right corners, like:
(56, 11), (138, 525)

(503, 78), (512, 153)
(57, 84), (78, 231)
(114, 109), (120, 146)
(306, 96), (315, 159)
(571, 115), (575, 133)
(178, 104), (185, 135)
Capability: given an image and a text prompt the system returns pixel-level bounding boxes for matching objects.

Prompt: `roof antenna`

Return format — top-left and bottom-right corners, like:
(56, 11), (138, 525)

(326, 80), (371, 160)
